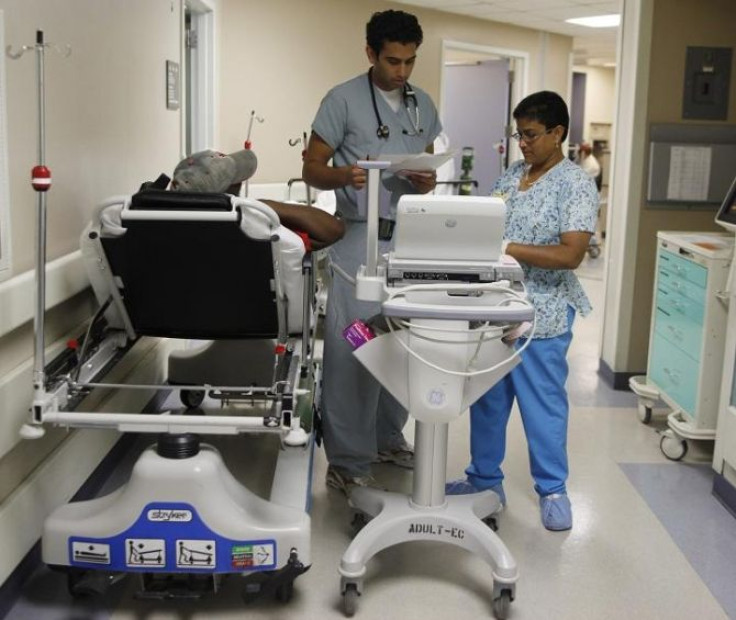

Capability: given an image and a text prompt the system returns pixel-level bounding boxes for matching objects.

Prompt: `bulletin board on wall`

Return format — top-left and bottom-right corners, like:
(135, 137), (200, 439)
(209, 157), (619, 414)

(647, 123), (736, 208)
(0, 10), (11, 280)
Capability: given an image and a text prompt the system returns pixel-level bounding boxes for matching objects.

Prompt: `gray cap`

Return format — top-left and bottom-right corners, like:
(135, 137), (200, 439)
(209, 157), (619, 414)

(171, 149), (258, 193)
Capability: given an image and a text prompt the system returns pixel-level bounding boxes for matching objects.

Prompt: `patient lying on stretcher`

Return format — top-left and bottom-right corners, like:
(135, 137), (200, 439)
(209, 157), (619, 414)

(170, 148), (344, 249)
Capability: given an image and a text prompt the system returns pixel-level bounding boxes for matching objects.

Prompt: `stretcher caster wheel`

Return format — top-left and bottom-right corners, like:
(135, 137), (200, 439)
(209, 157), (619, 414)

(275, 580), (294, 603)
(342, 583), (359, 617)
(492, 589), (512, 619)
(67, 569), (92, 598)
(638, 403), (653, 425)
(660, 433), (688, 461)
(67, 569), (121, 598)
(180, 389), (205, 408)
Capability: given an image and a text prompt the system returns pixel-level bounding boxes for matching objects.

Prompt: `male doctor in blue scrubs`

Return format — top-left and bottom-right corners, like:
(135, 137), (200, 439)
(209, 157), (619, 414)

(303, 9), (442, 497)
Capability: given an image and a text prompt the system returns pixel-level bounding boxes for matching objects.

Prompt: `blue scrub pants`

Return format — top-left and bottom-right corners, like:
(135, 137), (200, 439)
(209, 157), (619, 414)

(466, 307), (575, 497)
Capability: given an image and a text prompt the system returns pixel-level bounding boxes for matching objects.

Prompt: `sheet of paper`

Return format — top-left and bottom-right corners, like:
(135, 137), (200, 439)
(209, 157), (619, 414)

(380, 151), (456, 173)
(666, 145), (711, 201)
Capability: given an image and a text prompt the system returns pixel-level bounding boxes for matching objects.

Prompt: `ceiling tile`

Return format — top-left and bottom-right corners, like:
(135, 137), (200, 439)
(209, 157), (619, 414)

(492, 0), (582, 9)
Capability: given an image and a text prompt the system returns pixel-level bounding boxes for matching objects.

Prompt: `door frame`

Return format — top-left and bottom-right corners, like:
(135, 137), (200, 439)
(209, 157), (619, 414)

(0, 10), (11, 280)
(183, 0), (217, 156)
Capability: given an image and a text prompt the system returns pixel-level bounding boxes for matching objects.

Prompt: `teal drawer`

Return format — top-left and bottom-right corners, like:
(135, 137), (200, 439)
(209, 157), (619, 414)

(653, 308), (702, 362)
(656, 268), (705, 306)
(655, 286), (705, 325)
(650, 333), (698, 417)
(658, 249), (707, 288)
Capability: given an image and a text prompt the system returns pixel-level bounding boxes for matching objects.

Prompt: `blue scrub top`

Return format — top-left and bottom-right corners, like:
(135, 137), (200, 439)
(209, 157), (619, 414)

(312, 72), (442, 221)
(492, 158), (599, 338)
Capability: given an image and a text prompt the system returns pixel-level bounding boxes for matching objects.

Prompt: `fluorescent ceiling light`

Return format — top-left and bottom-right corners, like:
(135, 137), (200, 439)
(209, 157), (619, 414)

(566, 14), (620, 28)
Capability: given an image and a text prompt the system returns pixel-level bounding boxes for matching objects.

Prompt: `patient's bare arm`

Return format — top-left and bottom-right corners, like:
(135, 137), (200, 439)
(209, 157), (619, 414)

(262, 200), (345, 250)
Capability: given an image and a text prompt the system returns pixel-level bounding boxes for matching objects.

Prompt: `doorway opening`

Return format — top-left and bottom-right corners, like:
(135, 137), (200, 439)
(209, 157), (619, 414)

(440, 41), (529, 195)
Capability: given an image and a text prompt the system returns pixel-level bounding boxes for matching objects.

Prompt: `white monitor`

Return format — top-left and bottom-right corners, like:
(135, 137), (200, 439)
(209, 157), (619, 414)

(392, 195), (506, 263)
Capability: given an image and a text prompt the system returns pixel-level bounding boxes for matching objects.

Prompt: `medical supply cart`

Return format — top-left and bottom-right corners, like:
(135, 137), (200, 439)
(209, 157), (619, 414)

(630, 231), (733, 460)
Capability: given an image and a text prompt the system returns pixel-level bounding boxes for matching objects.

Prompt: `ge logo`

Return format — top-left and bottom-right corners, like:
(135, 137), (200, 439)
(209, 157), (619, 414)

(444, 219), (457, 228)
(427, 389), (445, 406)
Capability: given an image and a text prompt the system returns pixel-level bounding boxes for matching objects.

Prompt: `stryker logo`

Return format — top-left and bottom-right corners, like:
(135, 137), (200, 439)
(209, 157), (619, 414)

(147, 509), (193, 522)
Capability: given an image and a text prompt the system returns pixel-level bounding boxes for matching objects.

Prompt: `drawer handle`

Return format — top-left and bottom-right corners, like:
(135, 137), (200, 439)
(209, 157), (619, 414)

(663, 367), (681, 385)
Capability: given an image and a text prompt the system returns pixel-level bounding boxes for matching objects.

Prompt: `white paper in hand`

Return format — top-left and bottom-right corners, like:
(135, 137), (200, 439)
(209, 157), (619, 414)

(381, 151), (456, 174)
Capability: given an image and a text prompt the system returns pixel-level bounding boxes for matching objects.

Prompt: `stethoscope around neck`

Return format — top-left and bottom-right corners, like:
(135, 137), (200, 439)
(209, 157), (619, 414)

(368, 67), (422, 139)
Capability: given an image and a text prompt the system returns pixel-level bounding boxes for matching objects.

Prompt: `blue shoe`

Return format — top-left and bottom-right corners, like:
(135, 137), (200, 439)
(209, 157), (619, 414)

(445, 479), (506, 506)
(539, 493), (572, 531)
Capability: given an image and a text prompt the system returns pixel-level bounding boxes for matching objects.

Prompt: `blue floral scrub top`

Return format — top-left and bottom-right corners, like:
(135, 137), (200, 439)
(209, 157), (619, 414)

(492, 158), (599, 339)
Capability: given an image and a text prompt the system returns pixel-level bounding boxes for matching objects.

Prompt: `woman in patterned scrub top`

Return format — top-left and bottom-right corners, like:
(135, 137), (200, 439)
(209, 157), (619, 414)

(446, 91), (599, 532)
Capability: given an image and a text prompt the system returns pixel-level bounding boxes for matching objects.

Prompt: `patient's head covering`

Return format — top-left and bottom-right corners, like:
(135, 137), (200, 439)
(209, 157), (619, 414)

(171, 149), (258, 193)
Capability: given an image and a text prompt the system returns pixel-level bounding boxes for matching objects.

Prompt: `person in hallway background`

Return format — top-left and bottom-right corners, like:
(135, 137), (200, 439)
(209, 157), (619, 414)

(577, 142), (601, 187)
(446, 91), (599, 531)
(302, 9), (442, 497)
(577, 142), (603, 253)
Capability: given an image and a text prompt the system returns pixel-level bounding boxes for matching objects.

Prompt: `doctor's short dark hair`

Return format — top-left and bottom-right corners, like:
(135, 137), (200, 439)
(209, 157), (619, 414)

(366, 10), (423, 55)
(513, 91), (570, 142)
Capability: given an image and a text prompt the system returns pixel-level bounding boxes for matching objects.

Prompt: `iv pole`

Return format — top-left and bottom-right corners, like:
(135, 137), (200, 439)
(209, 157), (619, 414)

(7, 30), (70, 435)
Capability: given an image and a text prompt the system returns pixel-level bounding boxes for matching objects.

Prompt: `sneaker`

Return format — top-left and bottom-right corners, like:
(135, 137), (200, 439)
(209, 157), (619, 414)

(375, 440), (414, 469)
(445, 479), (507, 507)
(539, 493), (572, 531)
(325, 465), (386, 497)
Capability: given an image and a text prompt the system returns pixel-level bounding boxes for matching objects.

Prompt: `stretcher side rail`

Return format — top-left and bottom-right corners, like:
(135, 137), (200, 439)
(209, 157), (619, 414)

(25, 190), (316, 440)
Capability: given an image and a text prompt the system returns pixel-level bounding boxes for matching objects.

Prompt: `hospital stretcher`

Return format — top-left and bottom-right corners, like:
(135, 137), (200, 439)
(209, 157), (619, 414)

(24, 189), (319, 601)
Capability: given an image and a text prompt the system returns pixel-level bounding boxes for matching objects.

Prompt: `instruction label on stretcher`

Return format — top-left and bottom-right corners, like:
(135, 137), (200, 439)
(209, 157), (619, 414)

(72, 541), (111, 565)
(69, 504), (281, 573)
(176, 539), (216, 569)
(126, 538), (166, 567)
(231, 542), (275, 569)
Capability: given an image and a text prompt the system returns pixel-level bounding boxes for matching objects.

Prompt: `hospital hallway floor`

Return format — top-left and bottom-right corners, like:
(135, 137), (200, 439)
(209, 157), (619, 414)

(6, 249), (736, 620)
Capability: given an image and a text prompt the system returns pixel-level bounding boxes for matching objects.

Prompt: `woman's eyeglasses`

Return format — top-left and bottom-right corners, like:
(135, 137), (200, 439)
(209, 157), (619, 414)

(510, 128), (554, 143)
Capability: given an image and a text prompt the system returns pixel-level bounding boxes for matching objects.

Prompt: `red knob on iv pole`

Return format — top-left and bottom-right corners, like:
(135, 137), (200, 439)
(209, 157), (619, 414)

(244, 110), (263, 151)
(31, 165), (51, 191)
